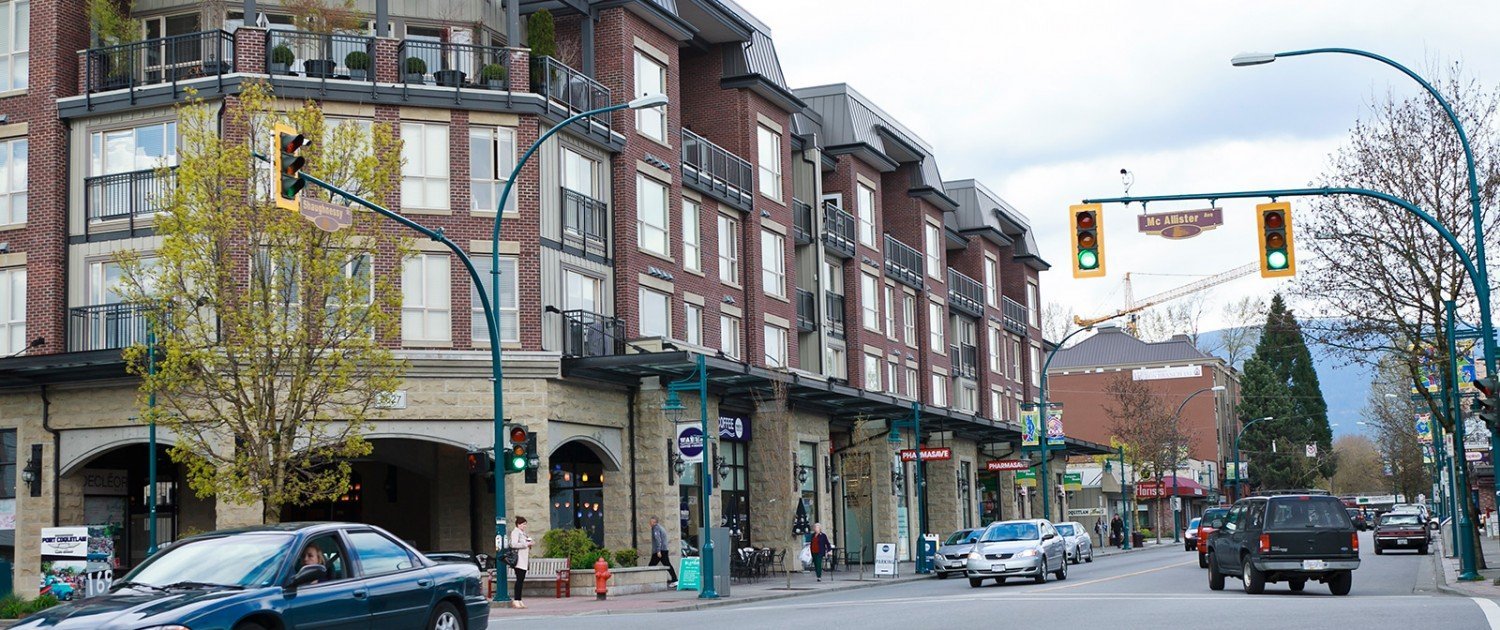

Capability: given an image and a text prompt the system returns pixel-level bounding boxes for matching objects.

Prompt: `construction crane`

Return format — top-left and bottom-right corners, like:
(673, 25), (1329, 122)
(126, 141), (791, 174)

(1073, 263), (1259, 335)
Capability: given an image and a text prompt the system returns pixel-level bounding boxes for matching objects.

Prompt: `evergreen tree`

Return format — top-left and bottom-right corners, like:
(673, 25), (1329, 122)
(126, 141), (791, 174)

(1236, 294), (1335, 492)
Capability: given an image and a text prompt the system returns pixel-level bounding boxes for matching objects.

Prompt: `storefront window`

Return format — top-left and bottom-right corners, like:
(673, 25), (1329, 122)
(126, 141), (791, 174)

(798, 442), (818, 536)
(549, 442), (605, 547)
(960, 461), (973, 529)
(720, 441), (749, 546)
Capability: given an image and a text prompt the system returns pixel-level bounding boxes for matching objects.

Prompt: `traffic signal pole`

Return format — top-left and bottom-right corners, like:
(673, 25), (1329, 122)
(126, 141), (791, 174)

(1447, 300), (1482, 580)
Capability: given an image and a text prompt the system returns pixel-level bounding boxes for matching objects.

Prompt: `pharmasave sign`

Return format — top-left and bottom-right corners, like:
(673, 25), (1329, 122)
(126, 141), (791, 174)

(899, 448), (952, 462)
(986, 460), (1031, 472)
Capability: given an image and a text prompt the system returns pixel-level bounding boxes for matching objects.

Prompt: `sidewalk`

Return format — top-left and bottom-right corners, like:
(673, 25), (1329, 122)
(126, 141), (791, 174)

(1432, 531), (1500, 599)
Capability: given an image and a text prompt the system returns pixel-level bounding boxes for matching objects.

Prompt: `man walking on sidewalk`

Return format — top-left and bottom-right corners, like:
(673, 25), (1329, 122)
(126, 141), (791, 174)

(649, 516), (678, 587)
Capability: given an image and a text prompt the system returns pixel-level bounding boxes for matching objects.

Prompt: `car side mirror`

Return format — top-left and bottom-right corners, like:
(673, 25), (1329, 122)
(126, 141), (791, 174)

(288, 564), (327, 590)
(1043, 533), (1056, 540)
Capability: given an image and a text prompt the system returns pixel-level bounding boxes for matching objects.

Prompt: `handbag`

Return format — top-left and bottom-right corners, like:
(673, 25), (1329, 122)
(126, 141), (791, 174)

(499, 549), (519, 568)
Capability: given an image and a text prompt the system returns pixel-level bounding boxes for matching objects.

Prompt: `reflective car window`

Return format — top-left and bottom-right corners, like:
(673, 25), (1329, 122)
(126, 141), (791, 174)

(944, 529), (976, 545)
(349, 531), (416, 576)
(1054, 524), (1075, 536)
(1268, 499), (1352, 529)
(123, 534), (293, 588)
(982, 522), (1040, 541)
(1382, 514), (1421, 526)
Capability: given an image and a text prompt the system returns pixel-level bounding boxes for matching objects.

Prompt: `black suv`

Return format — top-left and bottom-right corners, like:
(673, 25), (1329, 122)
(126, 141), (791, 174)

(1206, 494), (1359, 596)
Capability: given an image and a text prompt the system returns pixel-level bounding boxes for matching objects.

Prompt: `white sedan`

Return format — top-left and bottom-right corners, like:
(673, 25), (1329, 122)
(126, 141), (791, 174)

(1054, 521), (1094, 564)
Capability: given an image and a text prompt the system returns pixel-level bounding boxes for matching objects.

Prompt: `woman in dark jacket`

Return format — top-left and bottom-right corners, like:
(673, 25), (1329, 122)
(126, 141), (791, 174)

(810, 523), (834, 581)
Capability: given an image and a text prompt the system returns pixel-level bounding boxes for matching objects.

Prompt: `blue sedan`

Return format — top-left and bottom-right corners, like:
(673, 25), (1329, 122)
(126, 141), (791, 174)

(16, 522), (489, 630)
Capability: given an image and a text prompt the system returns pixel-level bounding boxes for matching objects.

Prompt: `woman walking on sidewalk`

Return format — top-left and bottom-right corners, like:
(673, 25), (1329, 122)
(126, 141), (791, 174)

(509, 517), (534, 608)
(810, 523), (834, 582)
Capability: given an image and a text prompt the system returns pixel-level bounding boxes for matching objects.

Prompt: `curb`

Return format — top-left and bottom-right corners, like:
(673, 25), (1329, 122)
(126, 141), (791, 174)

(1426, 538), (1483, 598)
(651, 573), (931, 613)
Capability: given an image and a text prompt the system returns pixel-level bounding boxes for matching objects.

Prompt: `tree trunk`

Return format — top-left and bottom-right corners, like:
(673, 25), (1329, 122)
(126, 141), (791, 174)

(262, 497), (281, 525)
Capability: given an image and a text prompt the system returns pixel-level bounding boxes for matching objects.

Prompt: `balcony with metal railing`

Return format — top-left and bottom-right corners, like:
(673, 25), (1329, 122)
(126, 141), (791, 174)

(561, 188), (609, 259)
(681, 129), (753, 212)
(532, 56), (612, 134)
(561, 310), (625, 358)
(85, 167), (177, 237)
(792, 198), (813, 245)
(950, 343), (978, 380)
(796, 289), (818, 333)
(266, 30), (376, 94)
(1002, 296), (1028, 335)
(83, 30), (235, 102)
(396, 39), (513, 104)
(883, 234), (924, 290)
(69, 303), (151, 352)
(948, 269), (984, 318)
(825, 292), (846, 339)
(822, 202), (855, 258)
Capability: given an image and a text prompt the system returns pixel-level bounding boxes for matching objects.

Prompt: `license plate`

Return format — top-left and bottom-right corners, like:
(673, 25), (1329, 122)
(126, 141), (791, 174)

(1302, 560), (1327, 570)
(949, 560), (965, 568)
(1398, 538), (1408, 545)
(991, 564), (1006, 572)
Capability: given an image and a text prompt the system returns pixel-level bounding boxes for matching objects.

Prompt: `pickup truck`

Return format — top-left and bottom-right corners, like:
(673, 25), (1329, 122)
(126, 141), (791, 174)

(1206, 494), (1359, 596)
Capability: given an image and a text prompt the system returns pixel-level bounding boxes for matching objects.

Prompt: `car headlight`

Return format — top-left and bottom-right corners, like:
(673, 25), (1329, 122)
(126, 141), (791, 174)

(1016, 548), (1040, 558)
(967, 551), (983, 560)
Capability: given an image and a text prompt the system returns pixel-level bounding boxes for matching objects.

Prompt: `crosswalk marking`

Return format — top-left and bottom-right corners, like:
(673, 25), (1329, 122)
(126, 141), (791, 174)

(1472, 597), (1500, 630)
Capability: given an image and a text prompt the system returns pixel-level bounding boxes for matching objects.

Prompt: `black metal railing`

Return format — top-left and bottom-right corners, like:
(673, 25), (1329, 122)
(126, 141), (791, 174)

(1002, 296), (1027, 335)
(85, 167), (177, 233)
(561, 309), (624, 358)
(681, 129), (753, 211)
(69, 303), (150, 352)
(948, 269), (984, 318)
(531, 56), (612, 133)
(396, 39), (513, 104)
(84, 30), (234, 97)
(266, 30), (376, 92)
(950, 343), (978, 380)
(796, 289), (817, 333)
(792, 198), (813, 245)
(822, 202), (855, 258)
(561, 188), (609, 259)
(825, 292), (845, 339)
(883, 234), (924, 290)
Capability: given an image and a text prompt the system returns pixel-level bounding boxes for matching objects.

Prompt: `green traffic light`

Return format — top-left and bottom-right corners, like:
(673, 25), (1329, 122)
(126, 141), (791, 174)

(1267, 250), (1288, 270)
(511, 455), (527, 471)
(1078, 250), (1098, 270)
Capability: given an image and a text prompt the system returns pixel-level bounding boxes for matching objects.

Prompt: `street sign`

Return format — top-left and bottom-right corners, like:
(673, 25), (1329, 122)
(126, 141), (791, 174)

(1021, 410), (1040, 448)
(987, 459), (1030, 472)
(899, 447), (953, 462)
(299, 197), (353, 232)
(1137, 207), (1223, 240)
(1305, 443), (1317, 458)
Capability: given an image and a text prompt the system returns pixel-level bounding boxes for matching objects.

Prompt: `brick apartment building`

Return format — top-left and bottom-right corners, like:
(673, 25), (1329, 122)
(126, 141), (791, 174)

(0, 0), (1109, 595)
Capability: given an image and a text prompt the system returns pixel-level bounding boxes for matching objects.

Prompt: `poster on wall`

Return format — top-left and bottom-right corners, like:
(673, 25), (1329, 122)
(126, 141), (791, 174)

(40, 526), (115, 601)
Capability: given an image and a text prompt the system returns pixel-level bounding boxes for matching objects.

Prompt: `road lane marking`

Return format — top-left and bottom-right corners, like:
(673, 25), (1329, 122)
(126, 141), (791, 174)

(1472, 597), (1500, 629)
(1032, 559), (1196, 592)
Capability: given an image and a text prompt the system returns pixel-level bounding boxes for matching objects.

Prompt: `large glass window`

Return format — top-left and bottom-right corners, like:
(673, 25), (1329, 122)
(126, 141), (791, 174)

(757, 125), (781, 199)
(719, 314), (740, 359)
(470, 257), (518, 343)
(798, 441), (818, 534)
(856, 184), (876, 247)
(931, 373), (948, 406)
(0, 0), (27, 92)
(0, 428), (11, 499)
(633, 51), (666, 142)
(984, 257), (999, 308)
(469, 126), (516, 214)
(928, 300), (944, 351)
(0, 266), (20, 355)
(683, 198), (701, 272)
(764, 324), (787, 368)
(1028, 282), (1040, 328)
(562, 269), (600, 313)
(91, 123), (177, 176)
(988, 327), (1002, 373)
(721, 441), (750, 545)
(401, 254), (451, 343)
(883, 285), (895, 338)
(924, 223), (941, 279)
(761, 230), (785, 297)
(960, 461), (973, 528)
(562, 148), (598, 197)
(1030, 343), (1042, 386)
(826, 345), (846, 380)
(637, 174), (669, 256)
(400, 122), (449, 210)
(549, 442), (606, 547)
(717, 215), (739, 285)
(905, 365), (918, 399)
(863, 352), (881, 390)
(902, 294), (916, 346)
(685, 303), (702, 346)
(640, 287), (670, 338)
(0, 137), (23, 224)
(860, 273), (879, 330)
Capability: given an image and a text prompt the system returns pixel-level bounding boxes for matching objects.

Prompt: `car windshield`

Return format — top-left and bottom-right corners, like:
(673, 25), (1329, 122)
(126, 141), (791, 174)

(122, 533), (293, 588)
(1188, 518), (1200, 529)
(1382, 513), (1421, 526)
(1202, 509), (1228, 527)
(1267, 498), (1353, 530)
(983, 522), (1040, 542)
(1055, 524), (1075, 536)
(944, 530), (979, 545)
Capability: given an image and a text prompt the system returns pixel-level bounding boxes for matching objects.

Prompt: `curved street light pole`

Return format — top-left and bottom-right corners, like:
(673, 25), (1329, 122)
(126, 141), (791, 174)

(1231, 416), (1274, 503)
(1170, 385), (1225, 542)
(1034, 325), (1098, 524)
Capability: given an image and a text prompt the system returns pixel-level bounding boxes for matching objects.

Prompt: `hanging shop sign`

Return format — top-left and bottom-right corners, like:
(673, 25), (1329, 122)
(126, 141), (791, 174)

(987, 459), (1030, 472)
(718, 415), (751, 442)
(676, 423), (705, 463)
(899, 447), (952, 462)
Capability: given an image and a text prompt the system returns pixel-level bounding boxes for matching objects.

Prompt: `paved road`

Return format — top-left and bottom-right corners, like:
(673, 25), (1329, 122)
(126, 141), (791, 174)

(512, 532), (1500, 629)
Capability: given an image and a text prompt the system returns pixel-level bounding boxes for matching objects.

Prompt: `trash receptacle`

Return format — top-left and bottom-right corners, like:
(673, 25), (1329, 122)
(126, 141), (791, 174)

(918, 535), (939, 574)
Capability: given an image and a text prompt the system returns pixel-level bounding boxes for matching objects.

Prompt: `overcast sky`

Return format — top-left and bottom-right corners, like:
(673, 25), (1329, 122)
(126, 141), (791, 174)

(749, 0), (1500, 335)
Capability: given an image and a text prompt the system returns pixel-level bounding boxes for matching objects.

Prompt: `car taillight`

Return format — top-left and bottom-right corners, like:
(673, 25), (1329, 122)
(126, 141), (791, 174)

(1352, 533), (1359, 551)
(1259, 534), (1271, 553)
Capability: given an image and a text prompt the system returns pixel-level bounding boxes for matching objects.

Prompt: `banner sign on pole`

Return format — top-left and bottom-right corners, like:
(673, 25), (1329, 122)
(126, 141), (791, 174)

(1062, 472), (1083, 491)
(1225, 461), (1248, 481)
(899, 447), (953, 462)
(986, 459), (1030, 472)
(1416, 414), (1433, 444)
(1021, 410), (1040, 448)
(676, 423), (705, 463)
(1414, 340), (1477, 394)
(1015, 470), (1037, 487)
(1046, 409), (1065, 447)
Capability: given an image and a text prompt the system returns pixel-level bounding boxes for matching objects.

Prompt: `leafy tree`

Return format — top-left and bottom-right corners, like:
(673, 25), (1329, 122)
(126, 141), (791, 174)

(1361, 355), (1433, 501)
(117, 83), (406, 523)
(1327, 435), (1388, 496)
(1103, 374), (1187, 542)
(1236, 295), (1334, 492)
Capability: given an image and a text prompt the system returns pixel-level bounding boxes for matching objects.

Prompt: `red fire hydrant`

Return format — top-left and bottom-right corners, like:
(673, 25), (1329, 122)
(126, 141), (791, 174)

(593, 557), (611, 600)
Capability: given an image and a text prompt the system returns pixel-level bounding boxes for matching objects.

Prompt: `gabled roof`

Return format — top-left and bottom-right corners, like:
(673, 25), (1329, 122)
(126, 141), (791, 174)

(1049, 325), (1218, 370)
(794, 84), (957, 210)
(944, 179), (1048, 270)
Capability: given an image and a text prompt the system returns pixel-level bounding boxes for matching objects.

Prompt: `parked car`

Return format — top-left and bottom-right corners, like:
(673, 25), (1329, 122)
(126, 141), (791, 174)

(1196, 507), (1231, 568)
(1346, 508), (1368, 531)
(1373, 511), (1431, 555)
(15, 522), (489, 630)
(1054, 521), (1094, 564)
(1184, 517), (1202, 551)
(1206, 494), (1360, 596)
(935, 528), (982, 579)
(964, 519), (1068, 587)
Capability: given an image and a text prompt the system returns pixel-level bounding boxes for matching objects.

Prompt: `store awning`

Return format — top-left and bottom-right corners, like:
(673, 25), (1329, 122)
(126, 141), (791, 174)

(1135, 476), (1208, 498)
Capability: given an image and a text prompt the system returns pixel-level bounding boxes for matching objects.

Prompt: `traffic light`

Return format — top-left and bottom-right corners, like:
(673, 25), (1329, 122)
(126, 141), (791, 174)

(504, 424), (529, 474)
(523, 430), (539, 484)
(1070, 204), (1105, 278)
(465, 450), (491, 476)
(1256, 202), (1296, 278)
(1475, 377), (1500, 431)
(273, 123), (309, 212)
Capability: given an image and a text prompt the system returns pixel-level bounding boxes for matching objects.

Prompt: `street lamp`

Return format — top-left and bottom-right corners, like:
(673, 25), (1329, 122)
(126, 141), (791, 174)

(1232, 416), (1273, 502)
(661, 354), (717, 599)
(1169, 385), (1225, 543)
(1034, 326), (1096, 524)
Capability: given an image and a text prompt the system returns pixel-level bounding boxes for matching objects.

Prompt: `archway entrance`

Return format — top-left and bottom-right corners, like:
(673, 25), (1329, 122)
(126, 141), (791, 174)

(64, 443), (208, 571)
(549, 441), (605, 546)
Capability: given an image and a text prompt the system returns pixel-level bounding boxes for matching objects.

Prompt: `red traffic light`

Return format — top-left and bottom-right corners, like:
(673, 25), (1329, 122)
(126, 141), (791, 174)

(509, 426), (527, 445)
(1076, 211), (1095, 229)
(1263, 211), (1284, 229)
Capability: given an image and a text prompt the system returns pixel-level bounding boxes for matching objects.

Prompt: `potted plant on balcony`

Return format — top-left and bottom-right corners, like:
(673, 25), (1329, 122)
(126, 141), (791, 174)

(270, 44), (296, 75)
(286, 0), (362, 78)
(404, 57), (427, 84)
(86, 0), (141, 89)
(344, 50), (370, 81)
(433, 66), (466, 88)
(479, 63), (507, 90)
(526, 8), (560, 92)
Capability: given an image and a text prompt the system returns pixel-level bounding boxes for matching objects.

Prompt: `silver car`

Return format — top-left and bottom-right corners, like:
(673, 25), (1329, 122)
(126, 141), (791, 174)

(1055, 521), (1094, 564)
(964, 519), (1068, 587)
(934, 528), (981, 578)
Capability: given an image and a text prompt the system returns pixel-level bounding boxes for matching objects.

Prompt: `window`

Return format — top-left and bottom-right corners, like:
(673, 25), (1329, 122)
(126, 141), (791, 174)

(1028, 282), (1040, 328)
(400, 122), (449, 210)
(401, 254), (451, 343)
(685, 304), (702, 346)
(637, 174), (670, 256)
(562, 147), (598, 197)
(860, 273), (879, 330)
(1010, 335), (1022, 381)
(883, 285), (895, 338)
(824, 260), (843, 294)
(296, 535), (349, 581)
(990, 390), (1003, 422)
(987, 327), (1001, 373)
(902, 294), (916, 346)
(1030, 343), (1041, 386)
(0, 0), (27, 91)
(856, 184), (876, 247)
(346, 531), (416, 576)
(469, 127), (516, 214)
(683, 198), (701, 272)
(764, 324), (787, 367)
(562, 269), (600, 313)
(640, 288), (670, 338)
(928, 301), (944, 350)
(905, 366), (918, 399)
(826, 346), (847, 379)
(757, 125), (781, 199)
(91, 122), (176, 176)
(0, 266), (20, 355)
(761, 230), (785, 297)
(0, 137), (22, 224)
(863, 353), (881, 391)
(924, 223), (941, 279)
(718, 215), (739, 285)
(886, 359), (898, 395)
(470, 257), (518, 343)
(0, 428), (12, 499)
(984, 257), (999, 307)
(957, 382), (977, 413)
(931, 373), (948, 407)
(634, 51), (666, 142)
(720, 314), (741, 359)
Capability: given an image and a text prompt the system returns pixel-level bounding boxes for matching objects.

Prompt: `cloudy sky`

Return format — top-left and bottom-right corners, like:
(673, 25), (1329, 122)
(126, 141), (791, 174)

(749, 0), (1500, 335)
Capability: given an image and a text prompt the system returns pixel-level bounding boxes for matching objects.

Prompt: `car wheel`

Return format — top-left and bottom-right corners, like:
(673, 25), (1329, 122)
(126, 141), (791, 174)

(1034, 557), (1048, 584)
(1198, 551), (1208, 569)
(995, 577), (1007, 585)
(1207, 553), (1225, 591)
(428, 602), (464, 630)
(1086, 547), (1094, 563)
(1329, 570), (1352, 596)
(1374, 544), (1383, 555)
(969, 577), (983, 588)
(1056, 556), (1068, 581)
(235, 623), (269, 630)
(1242, 555), (1265, 594)
(937, 571), (948, 579)
(1419, 544), (1430, 555)
(1288, 578), (1306, 593)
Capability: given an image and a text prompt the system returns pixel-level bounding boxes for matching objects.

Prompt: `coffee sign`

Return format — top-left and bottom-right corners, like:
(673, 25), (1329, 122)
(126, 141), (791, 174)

(675, 423), (705, 463)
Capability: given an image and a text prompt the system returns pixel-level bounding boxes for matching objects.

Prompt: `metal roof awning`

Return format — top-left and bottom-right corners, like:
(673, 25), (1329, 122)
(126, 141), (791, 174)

(563, 350), (1112, 454)
(0, 350), (132, 389)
